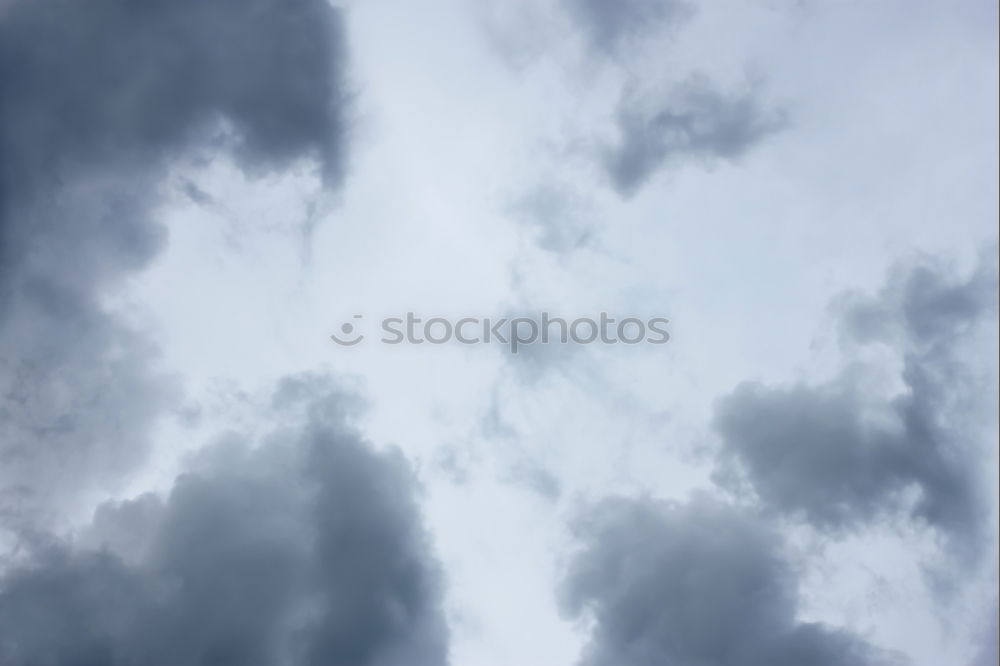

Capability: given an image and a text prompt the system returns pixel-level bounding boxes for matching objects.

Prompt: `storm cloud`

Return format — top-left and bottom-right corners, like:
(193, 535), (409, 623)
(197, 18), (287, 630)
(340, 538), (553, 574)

(714, 254), (998, 550)
(0, 0), (349, 522)
(0, 375), (449, 666)
(605, 77), (787, 197)
(561, 495), (900, 666)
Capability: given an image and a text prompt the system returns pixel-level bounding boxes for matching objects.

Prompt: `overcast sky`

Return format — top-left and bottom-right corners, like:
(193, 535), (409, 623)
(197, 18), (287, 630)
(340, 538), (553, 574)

(0, 0), (997, 665)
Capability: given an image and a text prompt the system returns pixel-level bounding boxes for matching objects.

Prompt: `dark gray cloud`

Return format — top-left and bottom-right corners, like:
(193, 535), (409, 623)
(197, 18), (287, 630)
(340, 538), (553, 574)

(0, 375), (449, 666)
(561, 495), (900, 666)
(564, 0), (695, 56)
(835, 251), (997, 351)
(0, 283), (176, 526)
(0, 0), (349, 522)
(605, 77), (787, 196)
(0, 0), (347, 197)
(714, 254), (998, 551)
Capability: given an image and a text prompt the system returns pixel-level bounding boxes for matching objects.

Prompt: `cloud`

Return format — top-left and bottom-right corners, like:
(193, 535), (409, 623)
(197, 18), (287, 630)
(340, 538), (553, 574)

(490, 2), (785, 201)
(508, 461), (562, 501)
(0, 277), (176, 526)
(0, 0), (347, 192)
(564, 0), (695, 56)
(0, 0), (349, 522)
(714, 253), (998, 551)
(970, 603), (999, 666)
(561, 495), (901, 666)
(836, 250), (998, 351)
(510, 183), (596, 254)
(605, 77), (787, 196)
(0, 375), (449, 666)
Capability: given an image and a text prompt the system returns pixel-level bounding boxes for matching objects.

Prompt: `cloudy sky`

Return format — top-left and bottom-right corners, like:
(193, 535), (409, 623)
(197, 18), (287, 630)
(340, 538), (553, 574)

(0, 0), (997, 664)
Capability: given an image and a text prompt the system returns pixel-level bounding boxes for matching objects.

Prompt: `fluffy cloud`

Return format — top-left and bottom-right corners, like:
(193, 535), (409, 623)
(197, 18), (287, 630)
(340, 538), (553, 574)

(561, 495), (900, 666)
(714, 254), (998, 552)
(0, 0), (349, 522)
(0, 375), (449, 666)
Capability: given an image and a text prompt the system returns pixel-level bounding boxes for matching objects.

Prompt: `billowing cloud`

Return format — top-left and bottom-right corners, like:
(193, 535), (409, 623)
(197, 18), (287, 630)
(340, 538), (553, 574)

(0, 375), (449, 666)
(561, 495), (900, 666)
(564, 0), (694, 56)
(0, 0), (349, 522)
(605, 77), (787, 197)
(714, 254), (998, 551)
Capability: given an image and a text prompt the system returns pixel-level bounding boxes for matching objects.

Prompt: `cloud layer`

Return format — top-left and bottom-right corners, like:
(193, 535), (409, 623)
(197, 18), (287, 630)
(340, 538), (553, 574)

(0, 0), (349, 523)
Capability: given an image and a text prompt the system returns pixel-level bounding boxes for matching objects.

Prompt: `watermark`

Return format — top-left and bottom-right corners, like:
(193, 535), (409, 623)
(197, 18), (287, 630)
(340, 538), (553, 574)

(330, 312), (670, 353)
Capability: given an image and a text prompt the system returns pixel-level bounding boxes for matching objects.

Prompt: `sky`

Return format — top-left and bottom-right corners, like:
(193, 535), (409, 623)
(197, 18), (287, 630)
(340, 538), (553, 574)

(0, 0), (997, 665)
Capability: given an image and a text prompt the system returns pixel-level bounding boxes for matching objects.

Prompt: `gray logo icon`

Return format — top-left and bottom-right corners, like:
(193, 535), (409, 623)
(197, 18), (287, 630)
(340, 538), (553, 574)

(330, 315), (364, 346)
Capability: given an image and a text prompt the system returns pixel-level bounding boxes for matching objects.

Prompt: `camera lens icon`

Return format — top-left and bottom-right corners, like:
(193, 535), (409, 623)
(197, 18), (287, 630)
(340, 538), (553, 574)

(330, 315), (364, 346)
